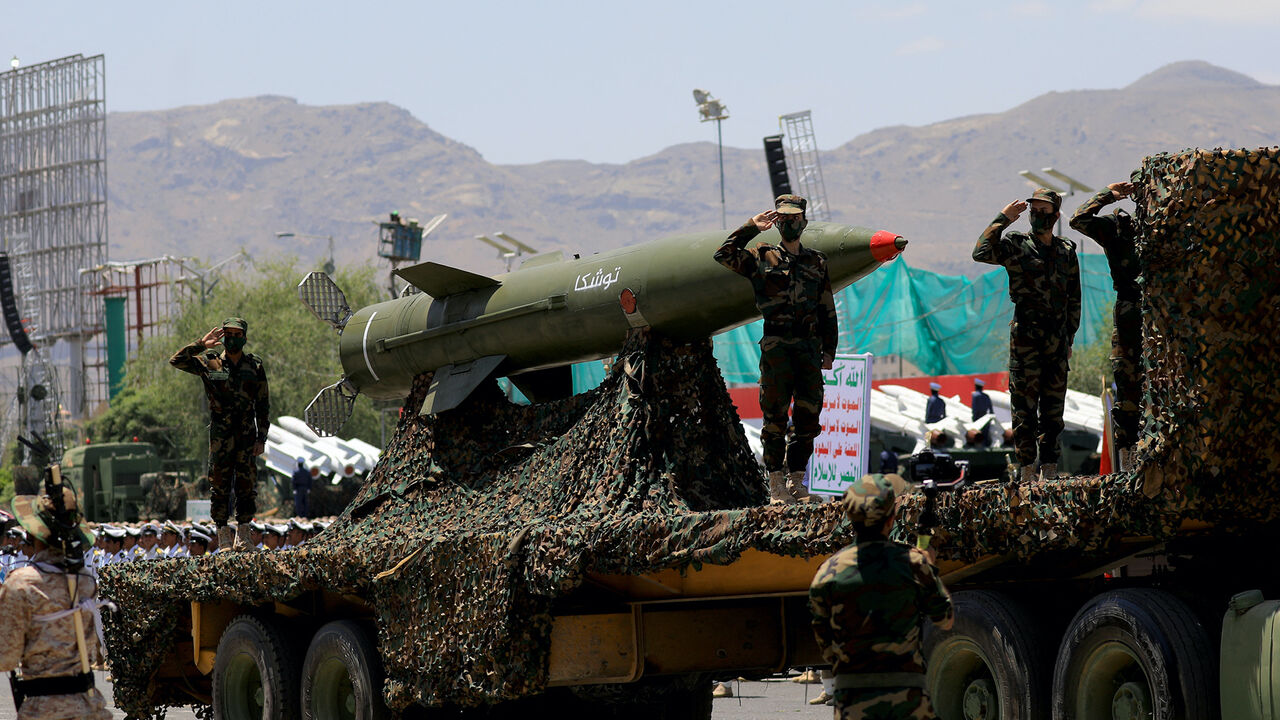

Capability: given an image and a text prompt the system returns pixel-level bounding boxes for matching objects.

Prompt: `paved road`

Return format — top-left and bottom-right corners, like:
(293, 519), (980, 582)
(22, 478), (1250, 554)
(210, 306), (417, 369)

(0, 673), (829, 719)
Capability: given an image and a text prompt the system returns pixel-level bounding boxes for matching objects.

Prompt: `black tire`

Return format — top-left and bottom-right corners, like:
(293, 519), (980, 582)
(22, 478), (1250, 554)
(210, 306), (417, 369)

(923, 589), (1051, 720)
(213, 614), (302, 720)
(1051, 589), (1215, 720)
(300, 620), (389, 720)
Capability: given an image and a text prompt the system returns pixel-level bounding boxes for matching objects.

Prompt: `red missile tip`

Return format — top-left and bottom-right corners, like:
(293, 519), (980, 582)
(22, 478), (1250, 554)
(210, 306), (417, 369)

(871, 230), (906, 262)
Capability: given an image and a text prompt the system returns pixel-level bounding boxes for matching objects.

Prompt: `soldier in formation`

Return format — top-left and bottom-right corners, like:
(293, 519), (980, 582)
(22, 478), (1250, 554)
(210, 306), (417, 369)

(924, 382), (946, 424)
(974, 188), (1081, 482)
(716, 194), (837, 504)
(170, 317), (270, 551)
(970, 378), (992, 421)
(1070, 179), (1143, 471)
(809, 473), (953, 719)
(1, 474), (112, 719)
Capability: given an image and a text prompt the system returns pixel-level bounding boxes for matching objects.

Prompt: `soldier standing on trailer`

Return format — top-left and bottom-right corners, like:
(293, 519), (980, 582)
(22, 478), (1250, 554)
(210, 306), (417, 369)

(716, 194), (838, 505)
(1070, 179), (1143, 471)
(974, 188), (1081, 482)
(170, 317), (269, 551)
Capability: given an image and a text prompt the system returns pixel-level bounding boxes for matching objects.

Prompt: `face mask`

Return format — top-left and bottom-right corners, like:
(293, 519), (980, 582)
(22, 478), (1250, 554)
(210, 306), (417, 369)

(1029, 211), (1056, 233)
(223, 335), (247, 352)
(776, 217), (806, 241)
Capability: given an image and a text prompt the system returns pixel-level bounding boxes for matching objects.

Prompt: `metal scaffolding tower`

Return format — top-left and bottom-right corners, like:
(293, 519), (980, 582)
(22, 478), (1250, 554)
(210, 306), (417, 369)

(779, 110), (832, 221)
(0, 54), (109, 420)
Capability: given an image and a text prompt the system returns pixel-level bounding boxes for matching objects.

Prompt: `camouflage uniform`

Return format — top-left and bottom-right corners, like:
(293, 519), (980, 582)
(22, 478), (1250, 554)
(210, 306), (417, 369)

(1070, 188), (1142, 450)
(973, 192), (1081, 470)
(715, 196), (838, 473)
(0, 551), (111, 720)
(170, 322), (269, 525)
(810, 474), (953, 719)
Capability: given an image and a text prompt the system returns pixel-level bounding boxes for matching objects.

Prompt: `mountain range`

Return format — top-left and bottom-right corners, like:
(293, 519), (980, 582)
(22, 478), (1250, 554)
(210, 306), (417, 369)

(105, 61), (1280, 278)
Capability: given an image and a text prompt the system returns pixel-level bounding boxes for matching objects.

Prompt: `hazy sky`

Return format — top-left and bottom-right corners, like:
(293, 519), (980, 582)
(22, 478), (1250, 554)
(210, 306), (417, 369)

(3, 0), (1278, 165)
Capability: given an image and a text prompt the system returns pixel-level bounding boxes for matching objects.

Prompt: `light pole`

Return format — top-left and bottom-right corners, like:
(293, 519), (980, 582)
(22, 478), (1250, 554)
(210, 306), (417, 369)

(1018, 168), (1094, 237)
(275, 231), (335, 275)
(693, 89), (729, 229)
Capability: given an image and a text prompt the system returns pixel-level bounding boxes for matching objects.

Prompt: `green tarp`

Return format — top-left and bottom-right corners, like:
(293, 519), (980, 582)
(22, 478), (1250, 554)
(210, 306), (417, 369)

(573, 253), (1118, 391)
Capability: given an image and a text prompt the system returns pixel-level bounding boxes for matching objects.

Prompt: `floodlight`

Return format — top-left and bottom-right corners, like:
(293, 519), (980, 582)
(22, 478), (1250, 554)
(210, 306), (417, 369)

(1042, 168), (1094, 193)
(692, 89), (710, 104)
(1018, 170), (1065, 193)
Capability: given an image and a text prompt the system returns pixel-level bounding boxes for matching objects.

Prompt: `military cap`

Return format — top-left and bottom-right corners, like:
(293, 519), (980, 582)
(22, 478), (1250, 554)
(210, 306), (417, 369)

(101, 525), (127, 540)
(840, 473), (907, 527)
(222, 317), (248, 332)
(1025, 187), (1062, 211)
(162, 520), (183, 536)
(12, 486), (95, 547)
(974, 378), (985, 387)
(774, 194), (807, 215)
(141, 523), (160, 536)
(126, 526), (142, 538)
(6, 526), (24, 539)
(929, 382), (941, 391)
(188, 528), (212, 546)
(266, 523), (288, 536)
(250, 520), (266, 532)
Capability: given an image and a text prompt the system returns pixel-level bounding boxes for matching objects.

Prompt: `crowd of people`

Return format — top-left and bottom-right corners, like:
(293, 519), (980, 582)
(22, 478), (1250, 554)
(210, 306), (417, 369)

(0, 517), (334, 581)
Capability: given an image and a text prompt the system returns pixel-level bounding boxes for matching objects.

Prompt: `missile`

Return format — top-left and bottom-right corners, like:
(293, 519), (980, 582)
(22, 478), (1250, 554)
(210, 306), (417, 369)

(299, 222), (906, 435)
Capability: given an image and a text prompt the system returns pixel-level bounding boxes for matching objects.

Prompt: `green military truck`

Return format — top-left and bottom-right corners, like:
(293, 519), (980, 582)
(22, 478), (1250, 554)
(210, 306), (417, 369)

(60, 442), (198, 522)
(102, 147), (1280, 720)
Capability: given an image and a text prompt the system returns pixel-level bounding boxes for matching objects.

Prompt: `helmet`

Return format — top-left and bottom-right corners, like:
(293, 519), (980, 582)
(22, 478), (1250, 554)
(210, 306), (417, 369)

(840, 473), (907, 527)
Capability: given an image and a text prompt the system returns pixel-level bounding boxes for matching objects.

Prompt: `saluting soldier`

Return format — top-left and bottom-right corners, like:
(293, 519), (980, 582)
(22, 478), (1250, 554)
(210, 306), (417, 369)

(1070, 180), (1142, 471)
(170, 317), (269, 551)
(809, 474), (953, 719)
(974, 188), (1081, 482)
(716, 194), (838, 504)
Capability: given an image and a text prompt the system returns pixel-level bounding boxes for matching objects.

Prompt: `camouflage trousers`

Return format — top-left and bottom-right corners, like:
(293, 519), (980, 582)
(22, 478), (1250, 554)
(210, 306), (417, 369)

(1008, 321), (1070, 467)
(208, 417), (258, 525)
(1111, 298), (1142, 449)
(758, 336), (824, 473)
(834, 687), (936, 719)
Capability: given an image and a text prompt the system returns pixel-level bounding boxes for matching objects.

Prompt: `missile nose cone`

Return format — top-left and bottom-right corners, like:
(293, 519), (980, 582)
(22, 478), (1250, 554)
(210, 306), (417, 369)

(870, 230), (906, 262)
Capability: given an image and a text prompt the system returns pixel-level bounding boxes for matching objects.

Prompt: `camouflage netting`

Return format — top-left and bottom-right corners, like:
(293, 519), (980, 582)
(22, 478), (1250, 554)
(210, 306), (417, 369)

(101, 146), (1280, 717)
(897, 146), (1280, 554)
(101, 330), (851, 717)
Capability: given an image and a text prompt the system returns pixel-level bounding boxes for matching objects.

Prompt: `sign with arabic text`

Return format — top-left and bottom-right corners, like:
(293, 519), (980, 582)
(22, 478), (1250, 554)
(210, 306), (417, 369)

(807, 353), (872, 496)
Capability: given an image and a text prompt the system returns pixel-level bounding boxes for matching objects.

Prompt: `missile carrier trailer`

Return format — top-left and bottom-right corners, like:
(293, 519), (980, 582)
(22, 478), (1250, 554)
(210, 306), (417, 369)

(101, 147), (1280, 720)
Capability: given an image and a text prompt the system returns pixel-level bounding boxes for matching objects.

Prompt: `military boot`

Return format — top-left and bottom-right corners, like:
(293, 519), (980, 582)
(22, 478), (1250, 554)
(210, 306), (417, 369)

(768, 471), (796, 504)
(1039, 463), (1058, 481)
(216, 525), (234, 552)
(1019, 464), (1037, 484)
(786, 471), (820, 503)
(234, 522), (255, 551)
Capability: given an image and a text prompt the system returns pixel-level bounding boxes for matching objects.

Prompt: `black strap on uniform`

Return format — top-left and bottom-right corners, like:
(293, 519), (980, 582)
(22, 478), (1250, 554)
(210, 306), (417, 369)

(834, 672), (926, 690)
(13, 671), (94, 699)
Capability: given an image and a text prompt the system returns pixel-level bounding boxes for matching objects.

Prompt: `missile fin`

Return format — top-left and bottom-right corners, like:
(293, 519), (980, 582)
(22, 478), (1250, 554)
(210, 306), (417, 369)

(508, 365), (574, 404)
(396, 261), (500, 298)
(422, 355), (507, 415)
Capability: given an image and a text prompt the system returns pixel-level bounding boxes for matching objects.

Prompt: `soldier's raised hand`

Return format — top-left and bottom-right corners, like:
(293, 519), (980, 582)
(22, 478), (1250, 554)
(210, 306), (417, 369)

(751, 210), (778, 232)
(1107, 181), (1136, 198)
(200, 326), (224, 348)
(1001, 200), (1027, 221)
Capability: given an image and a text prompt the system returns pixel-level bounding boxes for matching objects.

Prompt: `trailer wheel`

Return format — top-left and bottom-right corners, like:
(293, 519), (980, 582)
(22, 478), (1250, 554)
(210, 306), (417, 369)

(1051, 589), (1215, 720)
(301, 620), (388, 720)
(213, 615), (301, 720)
(923, 590), (1050, 720)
